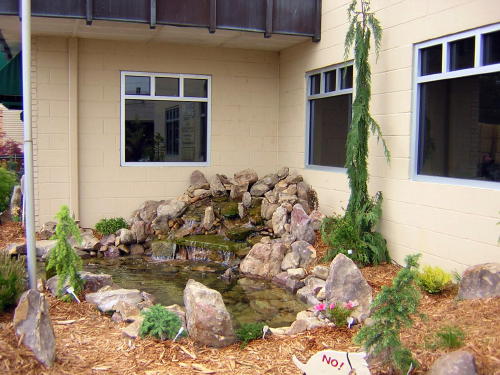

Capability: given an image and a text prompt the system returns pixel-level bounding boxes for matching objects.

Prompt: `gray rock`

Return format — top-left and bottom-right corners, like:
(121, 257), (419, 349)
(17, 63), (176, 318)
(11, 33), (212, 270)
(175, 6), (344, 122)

(86, 288), (143, 312)
(104, 246), (120, 258)
(122, 316), (144, 339)
(230, 182), (249, 201)
(249, 183), (270, 197)
(209, 175), (226, 197)
(242, 192), (252, 208)
(10, 185), (22, 218)
(296, 182), (310, 201)
(100, 234), (116, 246)
(274, 180), (288, 193)
(192, 188), (211, 199)
(112, 301), (141, 323)
(238, 203), (246, 219)
(260, 173), (280, 188)
(151, 241), (176, 259)
(38, 221), (57, 240)
(240, 242), (287, 279)
(137, 200), (164, 223)
(264, 190), (278, 204)
(309, 210), (326, 231)
(156, 199), (187, 220)
(284, 172), (303, 184)
(280, 233), (296, 248)
(290, 204), (316, 244)
(77, 233), (100, 250)
(305, 276), (326, 295)
(428, 350), (477, 375)
(131, 221), (147, 243)
(13, 290), (55, 367)
(116, 228), (135, 245)
(296, 285), (321, 306)
(281, 251), (300, 271)
(312, 265), (329, 280)
(202, 206), (215, 231)
(277, 167), (289, 180)
(189, 170), (210, 190)
(183, 279), (236, 347)
(282, 184), (297, 196)
(272, 206), (288, 237)
(325, 253), (372, 322)
(261, 199), (279, 220)
(317, 287), (326, 300)
(278, 193), (298, 205)
(287, 310), (328, 335)
(458, 263), (500, 299)
(272, 272), (305, 293)
(291, 240), (317, 268)
(297, 199), (312, 215)
(36, 240), (57, 259)
(287, 268), (306, 280)
(130, 244), (145, 255)
(234, 168), (258, 186)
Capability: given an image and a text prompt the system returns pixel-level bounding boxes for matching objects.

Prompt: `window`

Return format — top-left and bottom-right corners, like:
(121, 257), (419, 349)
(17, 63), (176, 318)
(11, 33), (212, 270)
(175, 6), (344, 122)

(414, 24), (500, 185)
(121, 72), (210, 166)
(306, 62), (353, 169)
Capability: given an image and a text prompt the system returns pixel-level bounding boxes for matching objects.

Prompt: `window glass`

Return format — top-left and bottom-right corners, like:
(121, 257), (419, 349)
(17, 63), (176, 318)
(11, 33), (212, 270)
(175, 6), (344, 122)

(309, 74), (321, 95)
(483, 30), (500, 65)
(124, 100), (207, 163)
(449, 37), (475, 71)
(420, 45), (442, 76)
(324, 70), (336, 92)
(309, 94), (352, 167)
(340, 66), (353, 89)
(125, 76), (150, 95)
(156, 77), (179, 96)
(417, 72), (500, 181)
(184, 79), (208, 98)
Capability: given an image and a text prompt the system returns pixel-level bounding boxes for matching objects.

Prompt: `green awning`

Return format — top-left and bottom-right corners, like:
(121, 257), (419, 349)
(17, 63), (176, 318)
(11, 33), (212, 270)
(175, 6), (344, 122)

(0, 52), (22, 110)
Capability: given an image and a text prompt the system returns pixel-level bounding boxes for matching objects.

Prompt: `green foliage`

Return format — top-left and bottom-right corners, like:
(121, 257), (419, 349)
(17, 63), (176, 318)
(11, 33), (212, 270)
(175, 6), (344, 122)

(46, 205), (83, 298)
(0, 252), (26, 311)
(429, 325), (466, 349)
(0, 166), (17, 213)
(452, 270), (462, 284)
(354, 254), (422, 374)
(139, 304), (184, 341)
(321, 193), (389, 265)
(417, 265), (452, 294)
(327, 305), (352, 327)
(95, 217), (128, 236)
(235, 322), (265, 348)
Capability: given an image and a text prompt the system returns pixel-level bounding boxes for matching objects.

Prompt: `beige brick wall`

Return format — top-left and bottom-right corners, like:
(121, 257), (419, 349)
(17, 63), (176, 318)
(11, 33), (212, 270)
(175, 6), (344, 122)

(278, 0), (500, 272)
(34, 37), (279, 227)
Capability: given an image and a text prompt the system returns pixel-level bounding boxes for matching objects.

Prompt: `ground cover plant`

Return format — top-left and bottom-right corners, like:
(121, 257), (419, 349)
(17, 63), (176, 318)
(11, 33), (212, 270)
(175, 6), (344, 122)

(95, 217), (128, 236)
(0, 251), (25, 312)
(139, 304), (185, 341)
(321, 0), (390, 265)
(46, 205), (83, 299)
(314, 301), (358, 327)
(235, 322), (265, 348)
(417, 265), (452, 294)
(426, 325), (466, 350)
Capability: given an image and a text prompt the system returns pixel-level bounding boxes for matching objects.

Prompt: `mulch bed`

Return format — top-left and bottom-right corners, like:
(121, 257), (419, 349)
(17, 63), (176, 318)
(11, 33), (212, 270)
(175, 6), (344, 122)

(1, 223), (499, 374)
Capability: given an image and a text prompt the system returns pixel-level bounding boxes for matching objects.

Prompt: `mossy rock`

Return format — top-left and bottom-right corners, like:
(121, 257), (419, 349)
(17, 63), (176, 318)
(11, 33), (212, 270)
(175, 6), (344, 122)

(151, 240), (176, 258)
(220, 202), (239, 218)
(246, 234), (263, 247)
(226, 226), (255, 242)
(248, 202), (264, 225)
(235, 246), (251, 258)
(174, 235), (247, 253)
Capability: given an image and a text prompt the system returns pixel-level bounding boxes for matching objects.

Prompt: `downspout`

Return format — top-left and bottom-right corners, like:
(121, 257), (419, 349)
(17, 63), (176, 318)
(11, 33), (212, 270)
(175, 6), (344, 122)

(21, 0), (37, 289)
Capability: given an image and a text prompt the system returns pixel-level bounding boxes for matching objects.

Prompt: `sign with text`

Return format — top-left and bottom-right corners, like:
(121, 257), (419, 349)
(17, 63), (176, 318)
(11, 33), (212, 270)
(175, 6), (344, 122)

(292, 350), (370, 375)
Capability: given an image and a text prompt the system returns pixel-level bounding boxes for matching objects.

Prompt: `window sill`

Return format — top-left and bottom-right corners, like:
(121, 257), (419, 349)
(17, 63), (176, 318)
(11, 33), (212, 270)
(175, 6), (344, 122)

(413, 174), (500, 190)
(121, 161), (210, 167)
(305, 164), (347, 173)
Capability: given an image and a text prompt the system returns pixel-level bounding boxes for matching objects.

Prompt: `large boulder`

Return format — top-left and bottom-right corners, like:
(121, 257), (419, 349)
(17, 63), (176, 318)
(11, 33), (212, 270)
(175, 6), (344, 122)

(85, 288), (144, 312)
(183, 279), (236, 347)
(281, 251), (300, 271)
(189, 170), (210, 190)
(230, 183), (248, 201)
(131, 220), (147, 243)
(155, 199), (187, 220)
(290, 204), (315, 244)
(458, 263), (500, 299)
(427, 350), (477, 375)
(234, 168), (258, 186)
(249, 183), (270, 197)
(261, 199), (279, 220)
(13, 290), (55, 367)
(240, 242), (287, 279)
(291, 240), (317, 268)
(137, 200), (163, 223)
(209, 175), (227, 197)
(325, 253), (372, 322)
(116, 228), (136, 245)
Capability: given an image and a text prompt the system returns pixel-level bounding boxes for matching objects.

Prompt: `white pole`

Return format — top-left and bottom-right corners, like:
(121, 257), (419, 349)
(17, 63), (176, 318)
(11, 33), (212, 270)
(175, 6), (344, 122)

(21, 0), (36, 290)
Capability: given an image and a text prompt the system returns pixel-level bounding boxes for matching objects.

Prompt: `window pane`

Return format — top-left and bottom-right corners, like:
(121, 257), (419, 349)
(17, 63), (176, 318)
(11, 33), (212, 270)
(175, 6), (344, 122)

(449, 37), (475, 71)
(184, 79), (208, 97)
(324, 70), (337, 92)
(125, 99), (207, 163)
(309, 94), (352, 167)
(340, 66), (353, 89)
(125, 76), (150, 95)
(309, 74), (320, 95)
(420, 45), (442, 75)
(483, 30), (500, 66)
(417, 72), (500, 182)
(156, 77), (179, 96)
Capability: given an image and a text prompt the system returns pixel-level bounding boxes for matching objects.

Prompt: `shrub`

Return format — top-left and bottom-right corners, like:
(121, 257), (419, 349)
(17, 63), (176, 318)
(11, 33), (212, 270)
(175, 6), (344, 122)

(432, 325), (466, 349)
(235, 322), (265, 348)
(46, 205), (83, 299)
(0, 166), (17, 213)
(139, 304), (185, 341)
(0, 252), (26, 311)
(95, 217), (128, 236)
(354, 254), (422, 374)
(315, 301), (358, 327)
(417, 265), (452, 294)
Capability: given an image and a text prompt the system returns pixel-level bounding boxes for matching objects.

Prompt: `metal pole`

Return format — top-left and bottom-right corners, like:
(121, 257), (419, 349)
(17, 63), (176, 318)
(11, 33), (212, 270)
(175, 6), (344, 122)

(21, 0), (36, 290)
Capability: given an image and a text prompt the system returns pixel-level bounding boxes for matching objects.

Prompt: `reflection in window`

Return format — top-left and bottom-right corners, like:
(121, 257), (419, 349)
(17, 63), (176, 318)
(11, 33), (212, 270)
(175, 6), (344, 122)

(418, 72), (500, 181)
(156, 77), (179, 96)
(125, 76), (150, 95)
(184, 79), (208, 98)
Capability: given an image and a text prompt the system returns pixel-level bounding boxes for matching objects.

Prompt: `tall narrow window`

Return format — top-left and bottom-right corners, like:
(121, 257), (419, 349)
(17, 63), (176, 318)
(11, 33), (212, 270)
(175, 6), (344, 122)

(306, 63), (353, 169)
(121, 72), (210, 165)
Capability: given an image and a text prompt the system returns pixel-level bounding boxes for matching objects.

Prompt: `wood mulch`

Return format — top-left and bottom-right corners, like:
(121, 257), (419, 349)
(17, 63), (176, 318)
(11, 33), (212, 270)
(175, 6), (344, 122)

(1, 223), (499, 374)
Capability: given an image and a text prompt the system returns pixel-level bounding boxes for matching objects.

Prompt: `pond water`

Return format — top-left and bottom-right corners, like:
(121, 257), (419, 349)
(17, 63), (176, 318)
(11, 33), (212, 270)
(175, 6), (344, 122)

(82, 256), (306, 328)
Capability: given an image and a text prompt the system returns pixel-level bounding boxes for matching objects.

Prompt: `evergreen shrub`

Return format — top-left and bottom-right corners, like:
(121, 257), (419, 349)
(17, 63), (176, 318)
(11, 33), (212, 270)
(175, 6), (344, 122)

(139, 304), (185, 341)
(235, 322), (265, 348)
(95, 217), (128, 236)
(432, 325), (466, 349)
(0, 166), (17, 213)
(417, 265), (452, 294)
(0, 252), (26, 311)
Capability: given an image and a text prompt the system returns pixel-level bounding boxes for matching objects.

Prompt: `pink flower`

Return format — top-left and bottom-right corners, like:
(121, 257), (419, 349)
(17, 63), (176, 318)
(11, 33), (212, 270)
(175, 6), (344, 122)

(329, 303), (336, 310)
(314, 303), (326, 311)
(343, 300), (359, 310)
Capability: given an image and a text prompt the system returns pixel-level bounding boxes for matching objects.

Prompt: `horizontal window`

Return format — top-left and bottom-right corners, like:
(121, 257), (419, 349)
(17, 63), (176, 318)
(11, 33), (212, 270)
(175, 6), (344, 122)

(121, 72), (210, 165)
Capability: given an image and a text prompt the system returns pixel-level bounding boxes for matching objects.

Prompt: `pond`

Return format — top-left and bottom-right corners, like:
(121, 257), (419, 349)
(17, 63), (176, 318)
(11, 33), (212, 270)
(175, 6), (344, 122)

(82, 256), (306, 328)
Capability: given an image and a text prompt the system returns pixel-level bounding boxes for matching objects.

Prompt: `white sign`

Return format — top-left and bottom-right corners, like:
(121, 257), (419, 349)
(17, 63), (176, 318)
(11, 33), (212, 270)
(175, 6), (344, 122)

(292, 350), (370, 375)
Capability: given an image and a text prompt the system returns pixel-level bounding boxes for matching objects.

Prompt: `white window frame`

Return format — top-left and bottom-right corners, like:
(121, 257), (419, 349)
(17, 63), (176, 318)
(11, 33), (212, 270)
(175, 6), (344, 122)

(411, 23), (500, 189)
(120, 71), (211, 167)
(305, 61), (354, 172)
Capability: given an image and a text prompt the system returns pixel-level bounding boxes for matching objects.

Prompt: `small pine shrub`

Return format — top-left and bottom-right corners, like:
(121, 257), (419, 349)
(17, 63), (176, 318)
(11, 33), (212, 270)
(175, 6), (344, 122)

(432, 325), (466, 349)
(139, 304), (185, 341)
(417, 265), (452, 294)
(0, 252), (26, 311)
(95, 217), (128, 236)
(46, 205), (83, 298)
(235, 322), (265, 348)
(354, 254), (422, 374)
(327, 304), (353, 327)
(0, 166), (17, 213)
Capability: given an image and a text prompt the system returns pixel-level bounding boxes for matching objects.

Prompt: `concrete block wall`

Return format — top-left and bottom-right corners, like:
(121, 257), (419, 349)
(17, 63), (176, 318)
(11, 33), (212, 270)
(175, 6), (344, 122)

(277, 0), (500, 272)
